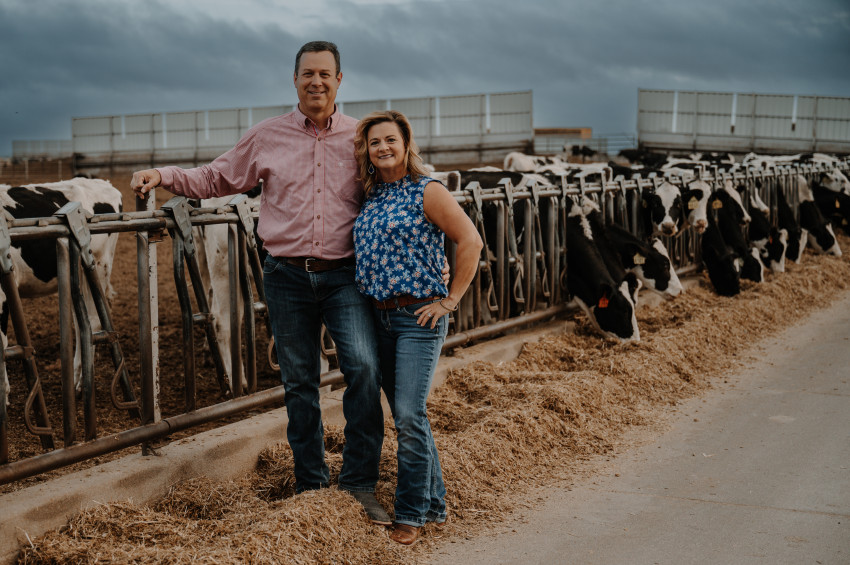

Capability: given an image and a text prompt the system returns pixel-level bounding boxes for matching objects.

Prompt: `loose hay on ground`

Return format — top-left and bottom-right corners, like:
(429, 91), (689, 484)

(17, 235), (850, 564)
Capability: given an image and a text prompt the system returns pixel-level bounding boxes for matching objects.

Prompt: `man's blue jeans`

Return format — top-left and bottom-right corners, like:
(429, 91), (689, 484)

(374, 302), (448, 527)
(263, 256), (384, 493)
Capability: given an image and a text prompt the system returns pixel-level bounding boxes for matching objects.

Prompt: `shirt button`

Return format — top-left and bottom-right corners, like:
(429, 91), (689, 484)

(317, 189), (321, 193)
(316, 215), (321, 219)
(317, 163), (322, 167)
(315, 242), (320, 246)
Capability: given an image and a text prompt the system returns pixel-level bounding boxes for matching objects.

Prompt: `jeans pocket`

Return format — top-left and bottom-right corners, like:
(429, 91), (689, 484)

(262, 255), (279, 275)
(398, 300), (439, 318)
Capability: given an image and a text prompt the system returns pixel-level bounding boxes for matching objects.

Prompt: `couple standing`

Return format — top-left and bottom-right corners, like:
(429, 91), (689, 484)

(131, 40), (482, 545)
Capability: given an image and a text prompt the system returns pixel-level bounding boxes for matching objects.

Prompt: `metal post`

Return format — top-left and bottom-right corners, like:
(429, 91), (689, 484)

(136, 191), (160, 427)
(56, 237), (76, 446)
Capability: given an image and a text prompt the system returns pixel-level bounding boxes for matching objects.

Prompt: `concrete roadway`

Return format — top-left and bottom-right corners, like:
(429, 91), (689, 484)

(429, 293), (850, 565)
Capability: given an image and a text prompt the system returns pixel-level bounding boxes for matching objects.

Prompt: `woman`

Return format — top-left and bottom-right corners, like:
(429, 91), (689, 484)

(353, 111), (483, 545)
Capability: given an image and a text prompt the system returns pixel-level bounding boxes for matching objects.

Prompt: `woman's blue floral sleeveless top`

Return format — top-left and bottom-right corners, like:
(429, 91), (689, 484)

(354, 174), (448, 301)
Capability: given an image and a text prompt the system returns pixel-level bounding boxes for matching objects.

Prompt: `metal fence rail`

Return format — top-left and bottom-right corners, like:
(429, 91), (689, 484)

(0, 161), (847, 485)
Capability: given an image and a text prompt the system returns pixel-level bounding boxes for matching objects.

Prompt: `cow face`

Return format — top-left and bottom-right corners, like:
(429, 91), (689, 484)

(722, 180), (751, 224)
(800, 200), (842, 257)
(701, 221), (741, 297)
(645, 238), (683, 296)
(819, 170), (850, 195)
(587, 279), (640, 342)
(682, 179), (710, 233)
(642, 181), (683, 236)
(763, 228), (788, 272)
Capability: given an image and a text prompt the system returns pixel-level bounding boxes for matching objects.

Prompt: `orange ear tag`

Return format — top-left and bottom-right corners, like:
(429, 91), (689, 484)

(598, 296), (609, 308)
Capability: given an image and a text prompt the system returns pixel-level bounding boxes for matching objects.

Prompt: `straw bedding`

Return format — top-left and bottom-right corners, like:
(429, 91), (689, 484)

(17, 235), (850, 564)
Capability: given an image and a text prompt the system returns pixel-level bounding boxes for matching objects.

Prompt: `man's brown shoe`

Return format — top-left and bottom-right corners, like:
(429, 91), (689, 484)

(389, 523), (420, 545)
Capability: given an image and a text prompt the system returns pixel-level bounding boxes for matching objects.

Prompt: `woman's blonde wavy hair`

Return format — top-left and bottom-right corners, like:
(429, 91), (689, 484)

(354, 110), (430, 196)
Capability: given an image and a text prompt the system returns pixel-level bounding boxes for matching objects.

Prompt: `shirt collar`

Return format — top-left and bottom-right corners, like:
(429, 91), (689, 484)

(295, 104), (339, 133)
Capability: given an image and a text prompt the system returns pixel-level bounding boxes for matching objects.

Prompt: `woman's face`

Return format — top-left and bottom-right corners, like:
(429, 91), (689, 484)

(367, 121), (406, 181)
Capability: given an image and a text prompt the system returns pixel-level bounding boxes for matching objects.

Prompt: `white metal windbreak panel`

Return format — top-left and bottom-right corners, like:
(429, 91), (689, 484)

(341, 100), (385, 120)
(490, 91), (532, 133)
(439, 95), (484, 120)
(639, 90), (675, 112)
(72, 117), (111, 137)
(817, 97), (850, 120)
(439, 95), (484, 136)
(391, 97), (431, 120)
(166, 112), (196, 132)
(638, 88), (850, 153)
(489, 91), (531, 114)
(208, 109), (240, 129)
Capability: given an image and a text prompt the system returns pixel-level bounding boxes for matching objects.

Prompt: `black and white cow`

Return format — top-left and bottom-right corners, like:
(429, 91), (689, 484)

(603, 223), (683, 297)
(813, 174), (850, 236)
(1, 179), (122, 407)
(680, 179), (711, 233)
(797, 174), (842, 257)
(192, 185), (282, 395)
(700, 211), (742, 297)
(582, 199), (642, 308)
(640, 180), (684, 238)
(710, 184), (765, 283)
(564, 197), (640, 341)
(745, 188), (788, 273)
(777, 186), (807, 264)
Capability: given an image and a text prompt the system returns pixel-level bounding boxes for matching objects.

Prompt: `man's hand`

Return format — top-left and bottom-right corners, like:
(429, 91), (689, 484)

(131, 169), (162, 199)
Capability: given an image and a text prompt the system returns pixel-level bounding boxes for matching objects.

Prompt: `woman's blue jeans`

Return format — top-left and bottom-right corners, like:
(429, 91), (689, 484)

(374, 302), (448, 527)
(263, 256), (384, 494)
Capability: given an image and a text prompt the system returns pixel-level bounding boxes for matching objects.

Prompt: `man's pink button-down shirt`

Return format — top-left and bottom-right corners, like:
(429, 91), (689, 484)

(158, 106), (363, 260)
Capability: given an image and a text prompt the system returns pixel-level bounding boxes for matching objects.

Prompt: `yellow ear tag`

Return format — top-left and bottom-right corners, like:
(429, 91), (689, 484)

(712, 200), (723, 210)
(688, 197), (699, 210)
(633, 253), (646, 265)
(836, 199), (840, 209)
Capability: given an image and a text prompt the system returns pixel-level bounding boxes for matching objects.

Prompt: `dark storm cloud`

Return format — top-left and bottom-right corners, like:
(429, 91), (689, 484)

(1, 0), (848, 156)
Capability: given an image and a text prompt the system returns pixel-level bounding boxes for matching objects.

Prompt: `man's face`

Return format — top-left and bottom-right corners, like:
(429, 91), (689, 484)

(294, 51), (341, 117)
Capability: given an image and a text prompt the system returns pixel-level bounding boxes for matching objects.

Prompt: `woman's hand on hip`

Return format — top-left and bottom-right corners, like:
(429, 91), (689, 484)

(414, 300), (454, 328)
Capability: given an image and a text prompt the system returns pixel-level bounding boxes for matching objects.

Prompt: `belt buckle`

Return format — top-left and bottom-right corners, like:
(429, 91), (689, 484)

(304, 257), (317, 272)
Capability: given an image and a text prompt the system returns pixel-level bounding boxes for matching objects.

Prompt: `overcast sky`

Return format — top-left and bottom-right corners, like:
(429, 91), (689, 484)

(1, 0), (848, 157)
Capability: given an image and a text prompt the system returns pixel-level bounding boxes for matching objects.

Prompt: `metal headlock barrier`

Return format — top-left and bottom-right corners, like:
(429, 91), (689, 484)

(0, 159), (847, 485)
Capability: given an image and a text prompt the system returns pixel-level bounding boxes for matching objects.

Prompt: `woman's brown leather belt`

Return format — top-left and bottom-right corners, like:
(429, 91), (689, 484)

(370, 295), (440, 310)
(283, 256), (355, 272)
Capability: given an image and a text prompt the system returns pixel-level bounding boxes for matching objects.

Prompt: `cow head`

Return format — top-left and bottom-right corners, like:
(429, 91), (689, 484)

(722, 180), (751, 224)
(763, 227), (788, 273)
(819, 170), (850, 195)
(682, 179), (710, 233)
(642, 181), (683, 236)
(646, 238), (683, 296)
(587, 278), (641, 343)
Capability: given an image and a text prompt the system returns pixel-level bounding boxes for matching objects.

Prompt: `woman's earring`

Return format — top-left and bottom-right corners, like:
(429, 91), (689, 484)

(368, 163), (375, 174)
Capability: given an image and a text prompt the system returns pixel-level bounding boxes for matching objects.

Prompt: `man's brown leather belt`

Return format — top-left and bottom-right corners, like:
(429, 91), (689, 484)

(284, 256), (355, 272)
(370, 295), (440, 310)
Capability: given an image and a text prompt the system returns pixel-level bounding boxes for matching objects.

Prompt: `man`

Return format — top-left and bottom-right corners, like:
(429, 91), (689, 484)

(131, 40), (390, 525)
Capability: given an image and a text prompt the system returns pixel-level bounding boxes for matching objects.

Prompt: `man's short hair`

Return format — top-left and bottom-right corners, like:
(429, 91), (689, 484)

(295, 41), (341, 76)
